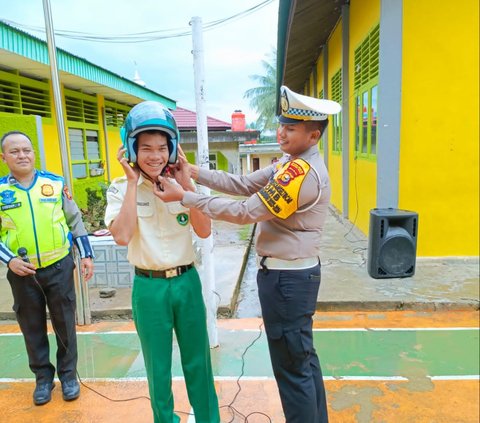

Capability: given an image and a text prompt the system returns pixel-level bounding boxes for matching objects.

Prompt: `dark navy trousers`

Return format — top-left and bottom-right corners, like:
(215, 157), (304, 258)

(7, 253), (77, 384)
(257, 263), (328, 423)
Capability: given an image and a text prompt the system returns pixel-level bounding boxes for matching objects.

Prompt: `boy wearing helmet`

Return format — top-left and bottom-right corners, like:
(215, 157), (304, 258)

(104, 101), (219, 423)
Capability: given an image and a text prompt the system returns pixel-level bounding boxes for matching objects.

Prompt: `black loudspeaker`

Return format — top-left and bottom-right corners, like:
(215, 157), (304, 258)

(367, 208), (418, 279)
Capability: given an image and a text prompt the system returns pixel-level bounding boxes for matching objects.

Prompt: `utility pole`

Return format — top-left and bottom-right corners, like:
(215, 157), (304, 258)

(42, 0), (90, 325)
(190, 16), (218, 348)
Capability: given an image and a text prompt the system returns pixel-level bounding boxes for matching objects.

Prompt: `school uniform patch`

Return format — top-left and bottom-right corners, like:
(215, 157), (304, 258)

(176, 213), (189, 226)
(257, 159), (310, 219)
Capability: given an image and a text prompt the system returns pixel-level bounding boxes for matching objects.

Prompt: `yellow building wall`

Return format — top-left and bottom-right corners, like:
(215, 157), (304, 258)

(41, 122), (63, 175)
(349, 0), (380, 234)
(327, 19), (344, 212)
(400, 0), (479, 256)
(106, 129), (124, 180)
(42, 82), (64, 176)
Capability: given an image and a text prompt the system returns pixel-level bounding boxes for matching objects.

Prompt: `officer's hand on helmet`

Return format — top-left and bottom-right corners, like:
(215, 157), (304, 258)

(117, 146), (139, 182)
(168, 155), (194, 191)
(153, 175), (184, 202)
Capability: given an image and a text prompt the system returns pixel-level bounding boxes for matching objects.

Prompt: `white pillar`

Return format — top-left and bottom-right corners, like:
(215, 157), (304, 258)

(43, 0), (90, 325)
(190, 16), (218, 347)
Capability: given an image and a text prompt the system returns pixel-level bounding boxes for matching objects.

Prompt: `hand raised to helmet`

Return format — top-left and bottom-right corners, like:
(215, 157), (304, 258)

(117, 146), (139, 183)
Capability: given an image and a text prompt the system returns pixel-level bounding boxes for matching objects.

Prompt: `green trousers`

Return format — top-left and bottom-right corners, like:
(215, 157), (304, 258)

(132, 267), (220, 423)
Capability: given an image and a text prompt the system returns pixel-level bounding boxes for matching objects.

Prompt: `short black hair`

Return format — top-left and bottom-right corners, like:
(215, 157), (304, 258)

(304, 120), (329, 139)
(0, 131), (32, 152)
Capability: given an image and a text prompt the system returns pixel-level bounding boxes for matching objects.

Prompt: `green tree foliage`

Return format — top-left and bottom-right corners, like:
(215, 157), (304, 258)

(244, 48), (277, 132)
(81, 183), (108, 233)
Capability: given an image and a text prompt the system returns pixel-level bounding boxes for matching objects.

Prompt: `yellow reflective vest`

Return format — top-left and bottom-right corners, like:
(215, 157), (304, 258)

(0, 171), (71, 268)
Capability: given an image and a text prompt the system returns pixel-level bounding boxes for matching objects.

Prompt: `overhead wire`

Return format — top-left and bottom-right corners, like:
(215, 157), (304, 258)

(1, 0), (274, 43)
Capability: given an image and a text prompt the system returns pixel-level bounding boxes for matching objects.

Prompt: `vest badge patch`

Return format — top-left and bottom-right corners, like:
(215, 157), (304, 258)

(63, 186), (72, 200)
(257, 159), (310, 219)
(41, 184), (54, 197)
(0, 190), (16, 205)
(177, 213), (189, 226)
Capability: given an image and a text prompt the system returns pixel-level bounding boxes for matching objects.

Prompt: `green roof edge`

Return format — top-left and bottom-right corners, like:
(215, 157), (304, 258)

(0, 20), (176, 109)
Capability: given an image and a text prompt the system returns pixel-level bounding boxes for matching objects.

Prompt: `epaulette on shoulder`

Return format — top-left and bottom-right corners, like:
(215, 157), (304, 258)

(111, 176), (127, 184)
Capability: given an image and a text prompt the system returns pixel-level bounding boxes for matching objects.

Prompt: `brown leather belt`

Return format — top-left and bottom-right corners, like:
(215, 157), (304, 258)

(135, 263), (194, 279)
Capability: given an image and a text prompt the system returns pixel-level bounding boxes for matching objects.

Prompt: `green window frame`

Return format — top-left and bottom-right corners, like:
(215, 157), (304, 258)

(0, 69), (51, 118)
(331, 69), (342, 154)
(104, 100), (131, 128)
(354, 24), (379, 160)
(65, 90), (99, 124)
(64, 89), (102, 179)
(68, 128), (103, 179)
(209, 153), (217, 170)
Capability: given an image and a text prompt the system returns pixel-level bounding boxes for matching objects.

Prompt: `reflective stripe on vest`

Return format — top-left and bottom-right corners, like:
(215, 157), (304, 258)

(0, 174), (70, 268)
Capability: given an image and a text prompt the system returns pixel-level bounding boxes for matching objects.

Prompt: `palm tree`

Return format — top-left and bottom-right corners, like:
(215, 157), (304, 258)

(244, 48), (277, 132)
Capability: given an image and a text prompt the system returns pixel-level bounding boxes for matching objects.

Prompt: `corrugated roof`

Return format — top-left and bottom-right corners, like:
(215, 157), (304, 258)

(0, 20), (176, 108)
(172, 107), (231, 131)
(276, 0), (348, 110)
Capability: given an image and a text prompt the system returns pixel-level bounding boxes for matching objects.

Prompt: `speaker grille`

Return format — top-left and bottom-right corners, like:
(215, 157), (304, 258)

(379, 228), (415, 275)
(368, 208), (418, 279)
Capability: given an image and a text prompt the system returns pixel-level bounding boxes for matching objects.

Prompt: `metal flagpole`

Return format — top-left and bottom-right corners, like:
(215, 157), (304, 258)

(190, 16), (218, 348)
(42, 0), (90, 325)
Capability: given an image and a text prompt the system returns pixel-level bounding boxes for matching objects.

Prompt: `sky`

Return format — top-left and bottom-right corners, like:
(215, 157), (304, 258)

(0, 0), (278, 124)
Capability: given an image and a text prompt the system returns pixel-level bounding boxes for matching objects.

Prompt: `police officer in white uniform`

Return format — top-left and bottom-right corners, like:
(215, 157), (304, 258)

(154, 86), (341, 423)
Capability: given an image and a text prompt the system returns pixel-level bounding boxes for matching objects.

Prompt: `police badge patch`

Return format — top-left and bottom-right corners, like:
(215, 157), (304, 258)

(0, 190), (16, 205)
(41, 184), (54, 197)
(257, 159), (310, 219)
(0, 190), (21, 211)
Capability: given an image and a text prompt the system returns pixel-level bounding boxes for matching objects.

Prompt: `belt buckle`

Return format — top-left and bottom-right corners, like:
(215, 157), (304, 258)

(165, 268), (178, 278)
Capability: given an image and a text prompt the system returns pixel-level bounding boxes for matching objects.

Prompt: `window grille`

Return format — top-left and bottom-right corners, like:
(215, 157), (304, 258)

(0, 70), (51, 117)
(354, 24), (380, 159)
(331, 69), (343, 153)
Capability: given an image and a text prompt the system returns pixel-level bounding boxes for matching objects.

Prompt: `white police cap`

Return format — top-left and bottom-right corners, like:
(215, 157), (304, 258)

(279, 85), (341, 124)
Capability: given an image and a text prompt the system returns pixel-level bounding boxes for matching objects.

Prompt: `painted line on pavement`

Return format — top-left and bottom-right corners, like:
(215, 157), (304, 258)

(2, 375), (479, 383)
(1, 327), (477, 337)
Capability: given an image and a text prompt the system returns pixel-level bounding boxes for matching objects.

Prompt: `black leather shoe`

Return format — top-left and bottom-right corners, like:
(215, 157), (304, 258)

(61, 379), (80, 401)
(33, 382), (55, 405)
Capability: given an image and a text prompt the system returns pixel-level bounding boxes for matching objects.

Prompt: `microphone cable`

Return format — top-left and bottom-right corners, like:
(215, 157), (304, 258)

(16, 248), (150, 403)
(16, 247), (274, 420)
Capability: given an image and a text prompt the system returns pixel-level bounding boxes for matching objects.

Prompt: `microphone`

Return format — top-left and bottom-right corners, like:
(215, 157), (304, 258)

(17, 247), (30, 263)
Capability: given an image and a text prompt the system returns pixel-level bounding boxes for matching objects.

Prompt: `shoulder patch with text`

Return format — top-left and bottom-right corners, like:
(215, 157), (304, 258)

(257, 159), (310, 219)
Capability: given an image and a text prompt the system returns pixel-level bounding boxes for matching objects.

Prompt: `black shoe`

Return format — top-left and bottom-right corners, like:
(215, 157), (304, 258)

(61, 379), (80, 401)
(33, 381), (55, 405)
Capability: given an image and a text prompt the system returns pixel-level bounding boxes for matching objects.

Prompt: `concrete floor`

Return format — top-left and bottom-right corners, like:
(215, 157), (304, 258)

(0, 311), (478, 422)
(0, 207), (478, 320)
(0, 207), (478, 422)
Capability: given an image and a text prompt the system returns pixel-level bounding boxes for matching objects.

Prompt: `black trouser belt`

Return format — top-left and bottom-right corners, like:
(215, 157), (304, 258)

(134, 263), (194, 279)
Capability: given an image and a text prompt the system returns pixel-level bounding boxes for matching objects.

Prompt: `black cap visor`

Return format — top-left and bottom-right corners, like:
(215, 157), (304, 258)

(277, 115), (305, 125)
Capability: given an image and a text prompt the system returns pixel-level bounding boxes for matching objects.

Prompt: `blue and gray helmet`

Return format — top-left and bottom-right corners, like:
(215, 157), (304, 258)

(120, 101), (179, 164)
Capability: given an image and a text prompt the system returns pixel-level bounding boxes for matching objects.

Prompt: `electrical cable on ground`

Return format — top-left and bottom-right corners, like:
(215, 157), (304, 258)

(25, 249), (273, 421)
